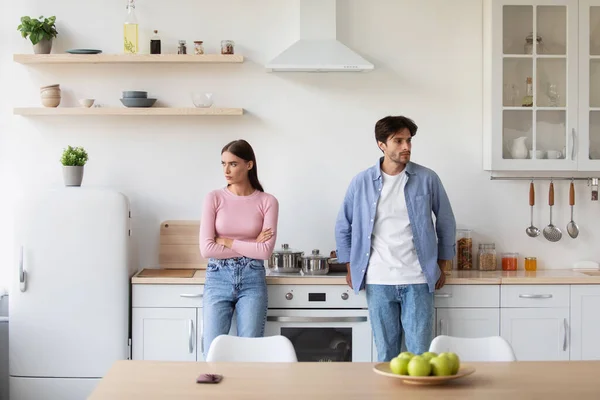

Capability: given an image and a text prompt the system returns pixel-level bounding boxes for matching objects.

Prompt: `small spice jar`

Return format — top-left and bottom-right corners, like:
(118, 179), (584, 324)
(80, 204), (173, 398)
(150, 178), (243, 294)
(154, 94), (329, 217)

(502, 252), (519, 271)
(524, 257), (537, 271)
(193, 41), (204, 55)
(456, 229), (473, 270)
(177, 40), (187, 54)
(221, 40), (235, 55)
(478, 243), (497, 271)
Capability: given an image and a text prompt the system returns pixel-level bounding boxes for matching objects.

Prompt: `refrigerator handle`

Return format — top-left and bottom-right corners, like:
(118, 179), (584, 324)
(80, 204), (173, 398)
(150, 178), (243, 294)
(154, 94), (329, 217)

(19, 245), (27, 292)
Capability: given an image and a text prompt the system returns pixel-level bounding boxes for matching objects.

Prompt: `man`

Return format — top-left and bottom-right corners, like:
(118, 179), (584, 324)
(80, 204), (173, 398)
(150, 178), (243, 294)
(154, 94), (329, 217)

(334, 115), (456, 362)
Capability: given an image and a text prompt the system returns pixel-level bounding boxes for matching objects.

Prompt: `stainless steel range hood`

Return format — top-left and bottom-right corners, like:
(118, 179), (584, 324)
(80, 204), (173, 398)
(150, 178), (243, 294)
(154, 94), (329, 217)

(265, 0), (374, 72)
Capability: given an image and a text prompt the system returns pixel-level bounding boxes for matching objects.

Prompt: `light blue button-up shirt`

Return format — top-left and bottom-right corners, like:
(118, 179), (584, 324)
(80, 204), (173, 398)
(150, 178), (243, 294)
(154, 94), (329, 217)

(334, 158), (456, 294)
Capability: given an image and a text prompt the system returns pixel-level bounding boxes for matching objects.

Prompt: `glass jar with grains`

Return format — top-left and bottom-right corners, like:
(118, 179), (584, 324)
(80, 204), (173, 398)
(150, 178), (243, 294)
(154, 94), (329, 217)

(478, 243), (497, 271)
(193, 41), (204, 55)
(456, 229), (473, 270)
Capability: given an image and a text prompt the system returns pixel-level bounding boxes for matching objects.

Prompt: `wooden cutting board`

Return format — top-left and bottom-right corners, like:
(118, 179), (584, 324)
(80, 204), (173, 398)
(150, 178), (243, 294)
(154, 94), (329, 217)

(137, 268), (196, 278)
(159, 220), (207, 269)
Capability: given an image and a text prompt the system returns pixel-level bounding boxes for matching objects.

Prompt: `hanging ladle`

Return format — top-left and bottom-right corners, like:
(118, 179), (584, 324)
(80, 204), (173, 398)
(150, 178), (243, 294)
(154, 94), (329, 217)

(567, 180), (579, 239)
(526, 181), (540, 237)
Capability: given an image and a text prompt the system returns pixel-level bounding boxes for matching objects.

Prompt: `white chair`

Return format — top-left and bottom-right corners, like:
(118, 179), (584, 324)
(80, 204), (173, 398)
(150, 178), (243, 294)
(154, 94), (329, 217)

(205, 335), (298, 362)
(429, 335), (517, 362)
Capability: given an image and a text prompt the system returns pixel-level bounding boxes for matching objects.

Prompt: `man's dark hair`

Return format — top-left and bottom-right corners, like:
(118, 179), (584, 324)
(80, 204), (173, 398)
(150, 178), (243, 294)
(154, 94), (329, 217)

(374, 116), (418, 144)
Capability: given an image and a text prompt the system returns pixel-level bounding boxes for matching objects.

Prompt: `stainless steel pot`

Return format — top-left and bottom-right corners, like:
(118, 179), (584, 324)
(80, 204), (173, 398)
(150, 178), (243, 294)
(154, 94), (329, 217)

(269, 243), (303, 273)
(301, 249), (330, 275)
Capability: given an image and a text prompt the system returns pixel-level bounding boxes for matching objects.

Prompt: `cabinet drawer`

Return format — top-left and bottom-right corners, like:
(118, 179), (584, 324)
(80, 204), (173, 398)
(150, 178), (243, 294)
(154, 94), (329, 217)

(434, 285), (499, 308)
(133, 284), (204, 308)
(501, 285), (569, 308)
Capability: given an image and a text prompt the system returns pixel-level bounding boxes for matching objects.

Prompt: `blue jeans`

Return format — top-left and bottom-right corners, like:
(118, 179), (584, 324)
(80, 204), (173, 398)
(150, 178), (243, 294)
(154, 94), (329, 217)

(366, 283), (434, 362)
(202, 257), (268, 359)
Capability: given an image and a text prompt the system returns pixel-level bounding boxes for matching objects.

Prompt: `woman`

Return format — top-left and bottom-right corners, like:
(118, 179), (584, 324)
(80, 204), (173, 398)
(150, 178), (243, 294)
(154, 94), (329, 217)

(199, 139), (279, 358)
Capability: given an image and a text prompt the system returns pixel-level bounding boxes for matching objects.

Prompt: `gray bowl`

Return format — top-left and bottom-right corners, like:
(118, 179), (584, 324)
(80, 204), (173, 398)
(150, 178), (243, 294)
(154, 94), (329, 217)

(122, 91), (148, 99)
(120, 98), (157, 108)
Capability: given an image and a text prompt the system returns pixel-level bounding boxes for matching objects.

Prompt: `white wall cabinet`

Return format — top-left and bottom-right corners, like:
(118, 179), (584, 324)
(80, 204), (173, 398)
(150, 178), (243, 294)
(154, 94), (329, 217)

(570, 285), (600, 360)
(483, 0), (600, 171)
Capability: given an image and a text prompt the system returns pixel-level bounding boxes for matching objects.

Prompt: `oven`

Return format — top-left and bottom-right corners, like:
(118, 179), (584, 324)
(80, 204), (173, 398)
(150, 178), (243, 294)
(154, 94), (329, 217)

(265, 284), (373, 362)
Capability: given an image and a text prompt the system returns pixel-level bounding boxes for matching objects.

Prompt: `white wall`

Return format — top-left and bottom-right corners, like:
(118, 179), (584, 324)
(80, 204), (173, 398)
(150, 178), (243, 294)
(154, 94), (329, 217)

(1, 0), (599, 287)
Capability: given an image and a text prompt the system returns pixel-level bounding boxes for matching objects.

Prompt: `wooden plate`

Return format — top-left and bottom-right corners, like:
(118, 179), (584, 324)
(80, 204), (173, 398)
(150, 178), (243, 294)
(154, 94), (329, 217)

(373, 363), (476, 385)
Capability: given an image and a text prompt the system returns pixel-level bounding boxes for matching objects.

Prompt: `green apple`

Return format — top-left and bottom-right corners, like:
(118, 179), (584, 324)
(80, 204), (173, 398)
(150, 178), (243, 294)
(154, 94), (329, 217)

(429, 355), (452, 376)
(407, 355), (432, 376)
(420, 351), (438, 361)
(397, 351), (415, 360)
(389, 357), (410, 375)
(439, 352), (460, 374)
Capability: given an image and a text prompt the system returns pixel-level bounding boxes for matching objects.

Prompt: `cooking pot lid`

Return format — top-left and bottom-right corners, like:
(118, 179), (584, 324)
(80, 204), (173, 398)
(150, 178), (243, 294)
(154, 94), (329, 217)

(273, 243), (303, 254)
(303, 249), (330, 260)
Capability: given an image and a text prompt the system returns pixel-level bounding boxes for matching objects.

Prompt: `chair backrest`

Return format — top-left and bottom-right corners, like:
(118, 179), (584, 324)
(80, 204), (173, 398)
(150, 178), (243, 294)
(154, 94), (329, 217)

(205, 335), (298, 362)
(429, 335), (517, 362)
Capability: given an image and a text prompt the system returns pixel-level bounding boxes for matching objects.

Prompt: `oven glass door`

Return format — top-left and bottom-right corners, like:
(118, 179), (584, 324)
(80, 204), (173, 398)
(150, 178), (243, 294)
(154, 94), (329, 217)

(265, 309), (372, 362)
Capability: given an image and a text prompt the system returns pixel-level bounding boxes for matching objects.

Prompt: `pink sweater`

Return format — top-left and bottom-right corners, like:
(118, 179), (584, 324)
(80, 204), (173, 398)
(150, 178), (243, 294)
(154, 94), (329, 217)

(199, 188), (279, 260)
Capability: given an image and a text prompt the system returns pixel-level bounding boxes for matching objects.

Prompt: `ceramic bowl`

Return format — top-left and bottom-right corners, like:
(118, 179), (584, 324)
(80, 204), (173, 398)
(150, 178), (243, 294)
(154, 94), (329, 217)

(122, 91), (148, 99)
(40, 88), (61, 98)
(40, 84), (60, 91)
(41, 97), (61, 108)
(79, 99), (95, 108)
(120, 98), (157, 108)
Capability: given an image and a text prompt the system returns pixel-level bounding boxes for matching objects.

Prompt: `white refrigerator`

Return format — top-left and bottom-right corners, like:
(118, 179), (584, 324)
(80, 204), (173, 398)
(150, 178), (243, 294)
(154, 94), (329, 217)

(9, 188), (132, 400)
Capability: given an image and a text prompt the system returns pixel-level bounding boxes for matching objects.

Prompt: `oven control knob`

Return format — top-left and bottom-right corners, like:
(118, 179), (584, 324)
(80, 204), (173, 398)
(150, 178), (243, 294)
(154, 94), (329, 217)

(285, 292), (293, 300)
(341, 292), (349, 300)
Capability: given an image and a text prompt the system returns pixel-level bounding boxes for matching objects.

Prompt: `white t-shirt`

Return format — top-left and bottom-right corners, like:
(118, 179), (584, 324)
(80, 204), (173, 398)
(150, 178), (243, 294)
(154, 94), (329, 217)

(366, 170), (427, 285)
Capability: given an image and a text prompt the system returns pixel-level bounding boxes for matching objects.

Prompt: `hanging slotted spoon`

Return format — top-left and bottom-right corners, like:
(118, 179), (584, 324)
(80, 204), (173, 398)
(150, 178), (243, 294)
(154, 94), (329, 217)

(567, 181), (579, 239)
(543, 181), (562, 242)
(526, 181), (540, 237)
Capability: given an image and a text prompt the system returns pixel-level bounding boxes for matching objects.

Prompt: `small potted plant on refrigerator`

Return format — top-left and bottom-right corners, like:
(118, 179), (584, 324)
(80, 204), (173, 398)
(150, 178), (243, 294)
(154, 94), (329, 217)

(60, 146), (88, 187)
(17, 15), (58, 54)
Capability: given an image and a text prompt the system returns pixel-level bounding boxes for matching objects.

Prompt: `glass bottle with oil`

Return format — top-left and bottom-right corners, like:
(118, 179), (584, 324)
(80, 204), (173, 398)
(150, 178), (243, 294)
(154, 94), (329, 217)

(522, 77), (533, 107)
(124, 0), (138, 54)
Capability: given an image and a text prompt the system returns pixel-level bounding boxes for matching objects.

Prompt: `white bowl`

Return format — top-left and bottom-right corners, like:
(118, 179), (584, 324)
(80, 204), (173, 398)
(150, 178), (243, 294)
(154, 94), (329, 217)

(79, 99), (95, 108)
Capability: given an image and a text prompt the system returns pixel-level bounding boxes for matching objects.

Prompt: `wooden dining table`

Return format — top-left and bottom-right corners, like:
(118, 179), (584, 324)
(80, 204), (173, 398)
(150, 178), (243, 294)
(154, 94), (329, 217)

(88, 360), (600, 399)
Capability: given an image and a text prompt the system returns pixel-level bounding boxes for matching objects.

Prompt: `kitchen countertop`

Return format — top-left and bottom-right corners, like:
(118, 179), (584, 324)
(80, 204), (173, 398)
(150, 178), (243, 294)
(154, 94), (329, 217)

(131, 268), (600, 285)
(89, 360), (600, 399)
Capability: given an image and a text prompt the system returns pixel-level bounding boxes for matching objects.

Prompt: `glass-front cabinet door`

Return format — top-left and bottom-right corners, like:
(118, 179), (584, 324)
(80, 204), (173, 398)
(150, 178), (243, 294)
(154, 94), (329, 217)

(485, 0), (578, 171)
(578, 0), (600, 171)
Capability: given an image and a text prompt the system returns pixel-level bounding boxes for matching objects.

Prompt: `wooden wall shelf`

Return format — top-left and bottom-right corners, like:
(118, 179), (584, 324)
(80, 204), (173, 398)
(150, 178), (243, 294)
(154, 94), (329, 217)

(13, 54), (244, 64)
(13, 107), (244, 116)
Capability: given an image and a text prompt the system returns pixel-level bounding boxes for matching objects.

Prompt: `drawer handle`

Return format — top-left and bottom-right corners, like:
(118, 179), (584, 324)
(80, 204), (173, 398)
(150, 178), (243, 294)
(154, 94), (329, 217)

(434, 293), (452, 298)
(267, 316), (367, 323)
(518, 294), (553, 299)
(180, 294), (203, 298)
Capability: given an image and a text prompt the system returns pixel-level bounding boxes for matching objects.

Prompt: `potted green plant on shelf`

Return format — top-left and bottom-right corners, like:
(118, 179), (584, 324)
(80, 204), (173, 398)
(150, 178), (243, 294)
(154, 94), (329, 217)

(17, 15), (58, 54)
(60, 146), (88, 187)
